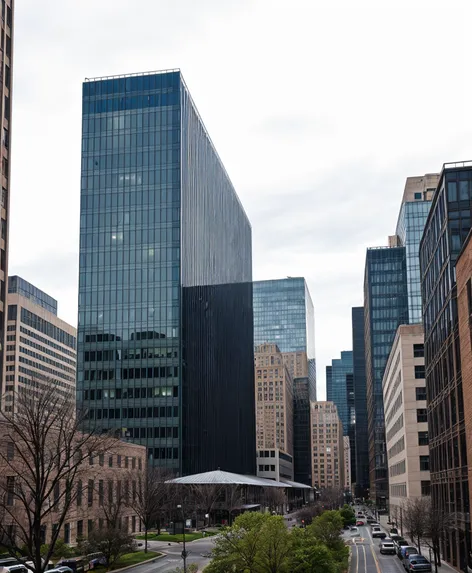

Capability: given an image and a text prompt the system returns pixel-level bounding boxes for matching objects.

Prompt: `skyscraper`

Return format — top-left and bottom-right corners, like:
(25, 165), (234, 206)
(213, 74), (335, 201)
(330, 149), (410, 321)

(0, 0), (14, 394)
(78, 70), (255, 476)
(394, 174), (439, 323)
(326, 351), (353, 434)
(364, 246), (408, 508)
(352, 307), (369, 498)
(311, 402), (344, 490)
(420, 162), (472, 569)
(253, 278), (316, 399)
(255, 343), (294, 481)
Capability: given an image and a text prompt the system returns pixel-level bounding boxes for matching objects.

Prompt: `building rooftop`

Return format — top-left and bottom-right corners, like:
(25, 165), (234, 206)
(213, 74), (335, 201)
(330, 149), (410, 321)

(8, 276), (58, 315)
(167, 468), (310, 489)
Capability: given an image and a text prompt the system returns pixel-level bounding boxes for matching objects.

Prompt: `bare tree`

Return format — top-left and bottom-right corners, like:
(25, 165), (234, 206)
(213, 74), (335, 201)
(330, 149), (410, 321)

(129, 467), (175, 552)
(221, 485), (243, 525)
(0, 384), (113, 573)
(261, 487), (287, 515)
(191, 483), (224, 527)
(79, 526), (135, 570)
(423, 497), (452, 572)
(402, 497), (428, 554)
(319, 487), (343, 510)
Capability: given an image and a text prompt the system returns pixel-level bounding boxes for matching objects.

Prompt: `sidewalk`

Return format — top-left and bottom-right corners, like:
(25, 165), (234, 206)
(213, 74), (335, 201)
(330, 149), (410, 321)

(378, 514), (458, 572)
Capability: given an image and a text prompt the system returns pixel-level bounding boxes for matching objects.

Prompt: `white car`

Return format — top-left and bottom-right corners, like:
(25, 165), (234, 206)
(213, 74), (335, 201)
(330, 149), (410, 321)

(350, 526), (359, 535)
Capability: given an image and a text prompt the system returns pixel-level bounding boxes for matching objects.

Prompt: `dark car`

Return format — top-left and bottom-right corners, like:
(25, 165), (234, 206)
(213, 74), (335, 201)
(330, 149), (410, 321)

(390, 527), (399, 535)
(403, 555), (432, 572)
(395, 539), (410, 556)
(399, 546), (419, 561)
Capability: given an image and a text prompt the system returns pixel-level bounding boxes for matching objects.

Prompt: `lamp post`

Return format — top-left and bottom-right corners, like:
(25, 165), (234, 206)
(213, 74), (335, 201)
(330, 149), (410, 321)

(177, 504), (188, 573)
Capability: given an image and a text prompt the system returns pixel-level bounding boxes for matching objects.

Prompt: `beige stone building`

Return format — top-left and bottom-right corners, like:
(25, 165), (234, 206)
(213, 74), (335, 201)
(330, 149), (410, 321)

(382, 324), (430, 516)
(343, 435), (351, 491)
(310, 401), (344, 490)
(3, 277), (77, 411)
(282, 351), (308, 379)
(255, 343), (294, 481)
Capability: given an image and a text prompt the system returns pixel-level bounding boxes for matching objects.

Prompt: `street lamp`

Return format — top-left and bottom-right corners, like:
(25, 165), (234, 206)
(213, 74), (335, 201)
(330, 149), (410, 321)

(177, 504), (188, 573)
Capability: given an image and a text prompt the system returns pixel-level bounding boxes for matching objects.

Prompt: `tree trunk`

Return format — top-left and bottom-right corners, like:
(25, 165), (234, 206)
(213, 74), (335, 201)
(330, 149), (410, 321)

(144, 528), (148, 553)
(417, 537), (422, 555)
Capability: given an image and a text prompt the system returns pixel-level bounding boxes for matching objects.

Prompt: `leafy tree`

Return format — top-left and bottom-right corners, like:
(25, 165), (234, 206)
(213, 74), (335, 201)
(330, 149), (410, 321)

(339, 504), (356, 527)
(309, 510), (344, 552)
(290, 528), (337, 573)
(80, 527), (135, 570)
(256, 516), (291, 573)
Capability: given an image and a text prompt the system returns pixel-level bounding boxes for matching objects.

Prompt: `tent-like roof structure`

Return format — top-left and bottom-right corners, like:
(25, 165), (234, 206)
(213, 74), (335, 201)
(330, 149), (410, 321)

(281, 479), (312, 490)
(167, 468), (302, 488)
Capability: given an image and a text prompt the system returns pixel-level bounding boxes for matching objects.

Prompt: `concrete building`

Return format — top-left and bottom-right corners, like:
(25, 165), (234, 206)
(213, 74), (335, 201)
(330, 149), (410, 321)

(364, 246), (409, 508)
(343, 435), (351, 492)
(382, 324), (430, 518)
(0, 0), (14, 393)
(255, 343), (294, 481)
(310, 402), (344, 490)
(352, 307), (369, 498)
(420, 161), (472, 571)
(3, 277), (76, 411)
(78, 71), (255, 476)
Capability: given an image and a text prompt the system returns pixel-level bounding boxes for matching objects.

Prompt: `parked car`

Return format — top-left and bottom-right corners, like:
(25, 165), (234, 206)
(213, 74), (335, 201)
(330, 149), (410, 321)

(403, 554), (432, 571)
(390, 527), (399, 535)
(402, 547), (421, 562)
(372, 526), (386, 539)
(395, 539), (410, 556)
(380, 541), (396, 555)
(369, 522), (380, 528)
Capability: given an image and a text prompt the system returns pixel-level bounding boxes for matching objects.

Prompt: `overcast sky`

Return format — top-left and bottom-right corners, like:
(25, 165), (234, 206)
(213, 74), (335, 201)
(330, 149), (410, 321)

(9, 0), (472, 400)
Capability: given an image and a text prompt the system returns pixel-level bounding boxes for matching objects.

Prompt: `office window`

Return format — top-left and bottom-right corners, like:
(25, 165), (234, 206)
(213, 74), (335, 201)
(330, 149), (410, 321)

(420, 456), (430, 471)
(413, 344), (424, 357)
(417, 409), (428, 423)
(421, 481), (431, 495)
(414, 192), (422, 200)
(88, 479), (94, 506)
(418, 431), (429, 446)
(415, 365), (425, 379)
(416, 387), (427, 401)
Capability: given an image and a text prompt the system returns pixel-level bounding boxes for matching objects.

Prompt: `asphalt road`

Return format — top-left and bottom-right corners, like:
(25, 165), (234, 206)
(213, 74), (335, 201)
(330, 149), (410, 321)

(130, 537), (216, 573)
(347, 524), (409, 573)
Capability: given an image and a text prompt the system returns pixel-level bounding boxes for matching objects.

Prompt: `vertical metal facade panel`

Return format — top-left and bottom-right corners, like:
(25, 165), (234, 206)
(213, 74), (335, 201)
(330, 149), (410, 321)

(352, 307), (369, 498)
(293, 377), (312, 486)
(179, 78), (255, 475)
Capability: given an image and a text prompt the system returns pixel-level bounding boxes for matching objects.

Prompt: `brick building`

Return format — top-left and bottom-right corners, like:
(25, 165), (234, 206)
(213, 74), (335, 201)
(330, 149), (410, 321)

(0, 424), (145, 545)
(310, 401), (344, 490)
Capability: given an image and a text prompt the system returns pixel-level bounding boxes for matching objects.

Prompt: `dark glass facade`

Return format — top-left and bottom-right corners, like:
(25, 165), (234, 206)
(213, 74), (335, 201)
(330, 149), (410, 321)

(352, 307), (369, 498)
(364, 247), (408, 507)
(420, 163), (472, 570)
(8, 276), (58, 315)
(293, 376), (312, 486)
(78, 70), (255, 476)
(326, 351), (353, 434)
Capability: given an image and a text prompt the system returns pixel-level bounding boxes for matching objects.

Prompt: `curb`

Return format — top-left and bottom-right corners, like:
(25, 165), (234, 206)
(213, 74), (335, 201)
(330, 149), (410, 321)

(107, 553), (164, 573)
(347, 546), (352, 572)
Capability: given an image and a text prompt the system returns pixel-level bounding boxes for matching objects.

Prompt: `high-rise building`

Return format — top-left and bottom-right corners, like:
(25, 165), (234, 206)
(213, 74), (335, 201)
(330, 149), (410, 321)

(420, 161), (472, 570)
(394, 174), (439, 323)
(292, 376), (312, 486)
(382, 324), (430, 520)
(255, 343), (293, 481)
(326, 351), (353, 434)
(326, 351), (356, 486)
(310, 401), (344, 490)
(343, 435), (351, 492)
(78, 70), (255, 476)
(253, 278), (316, 399)
(352, 307), (369, 498)
(0, 0), (14, 393)
(364, 246), (408, 508)
(3, 276), (77, 410)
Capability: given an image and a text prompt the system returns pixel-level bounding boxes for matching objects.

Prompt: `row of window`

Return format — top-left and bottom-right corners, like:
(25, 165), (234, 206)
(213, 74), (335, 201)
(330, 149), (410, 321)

(18, 346), (75, 374)
(83, 386), (178, 400)
(83, 348), (178, 361)
(390, 459), (406, 477)
(82, 366), (179, 381)
(14, 355), (75, 383)
(18, 336), (76, 366)
(14, 307), (77, 349)
(85, 405), (178, 420)
(19, 326), (76, 357)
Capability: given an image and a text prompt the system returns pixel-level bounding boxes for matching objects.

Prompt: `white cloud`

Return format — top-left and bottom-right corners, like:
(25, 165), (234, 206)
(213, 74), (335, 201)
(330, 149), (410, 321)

(8, 0), (472, 401)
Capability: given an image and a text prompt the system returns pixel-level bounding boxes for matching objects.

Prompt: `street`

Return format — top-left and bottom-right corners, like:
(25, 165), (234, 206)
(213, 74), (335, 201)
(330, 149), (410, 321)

(130, 537), (217, 573)
(347, 524), (407, 573)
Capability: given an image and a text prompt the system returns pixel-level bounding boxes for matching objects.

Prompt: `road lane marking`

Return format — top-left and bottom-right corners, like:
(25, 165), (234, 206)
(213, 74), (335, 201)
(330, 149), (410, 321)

(356, 545), (359, 573)
(369, 544), (381, 573)
(363, 545), (367, 573)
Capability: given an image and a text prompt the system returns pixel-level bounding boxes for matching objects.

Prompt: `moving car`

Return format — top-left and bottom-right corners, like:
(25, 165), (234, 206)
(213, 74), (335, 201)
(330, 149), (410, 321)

(356, 520), (365, 526)
(372, 526), (386, 539)
(403, 555), (432, 571)
(380, 541), (396, 555)
(350, 526), (359, 534)
(369, 522), (380, 528)
(402, 547), (421, 561)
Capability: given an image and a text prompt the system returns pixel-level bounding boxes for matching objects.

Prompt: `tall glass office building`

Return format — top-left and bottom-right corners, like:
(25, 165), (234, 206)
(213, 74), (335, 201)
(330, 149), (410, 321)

(77, 70), (255, 476)
(253, 277), (316, 398)
(364, 246), (408, 507)
(395, 174), (438, 323)
(326, 351), (353, 434)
